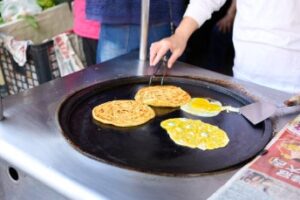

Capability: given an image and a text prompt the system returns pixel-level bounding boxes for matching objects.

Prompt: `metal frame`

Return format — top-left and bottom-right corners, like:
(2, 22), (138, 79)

(139, 0), (150, 61)
(0, 52), (295, 200)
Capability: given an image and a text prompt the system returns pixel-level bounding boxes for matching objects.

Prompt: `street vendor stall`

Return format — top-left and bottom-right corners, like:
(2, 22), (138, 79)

(0, 1), (299, 199)
(0, 51), (298, 200)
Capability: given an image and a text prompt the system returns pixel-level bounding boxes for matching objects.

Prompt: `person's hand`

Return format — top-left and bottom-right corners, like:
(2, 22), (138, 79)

(216, 0), (236, 34)
(284, 93), (300, 106)
(150, 33), (188, 68)
(216, 13), (235, 33)
(150, 17), (199, 68)
(216, 12), (235, 34)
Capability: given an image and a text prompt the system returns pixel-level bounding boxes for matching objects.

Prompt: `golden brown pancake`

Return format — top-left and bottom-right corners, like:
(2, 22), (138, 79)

(134, 85), (191, 107)
(92, 100), (155, 127)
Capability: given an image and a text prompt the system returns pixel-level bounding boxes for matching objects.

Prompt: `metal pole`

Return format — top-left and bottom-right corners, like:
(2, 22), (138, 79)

(139, 0), (150, 61)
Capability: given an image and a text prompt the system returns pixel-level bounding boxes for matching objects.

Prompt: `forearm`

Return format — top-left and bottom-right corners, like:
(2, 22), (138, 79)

(173, 17), (199, 44)
(174, 0), (228, 45)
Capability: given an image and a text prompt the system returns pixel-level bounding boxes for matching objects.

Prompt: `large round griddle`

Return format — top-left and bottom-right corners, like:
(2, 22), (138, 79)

(58, 76), (272, 175)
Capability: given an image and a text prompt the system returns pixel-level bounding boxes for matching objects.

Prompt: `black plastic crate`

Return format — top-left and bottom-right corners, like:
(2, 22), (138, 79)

(0, 39), (61, 95)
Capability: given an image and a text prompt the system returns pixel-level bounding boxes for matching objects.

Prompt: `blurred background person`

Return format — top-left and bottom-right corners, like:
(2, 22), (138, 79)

(182, 0), (235, 76)
(207, 0), (236, 75)
(73, 0), (100, 66)
(86, 0), (185, 63)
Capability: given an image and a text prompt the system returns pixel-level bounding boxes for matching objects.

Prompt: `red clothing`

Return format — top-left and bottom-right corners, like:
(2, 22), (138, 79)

(73, 0), (100, 40)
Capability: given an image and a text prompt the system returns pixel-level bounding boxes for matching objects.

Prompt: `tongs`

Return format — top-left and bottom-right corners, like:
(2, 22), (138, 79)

(149, 56), (168, 86)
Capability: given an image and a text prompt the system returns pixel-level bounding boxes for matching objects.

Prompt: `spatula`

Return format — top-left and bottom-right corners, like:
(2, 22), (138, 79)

(224, 101), (300, 125)
(224, 102), (276, 125)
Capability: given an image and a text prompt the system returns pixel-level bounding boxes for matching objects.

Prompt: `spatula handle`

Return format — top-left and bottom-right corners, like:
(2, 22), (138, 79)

(222, 106), (240, 113)
(274, 105), (300, 117)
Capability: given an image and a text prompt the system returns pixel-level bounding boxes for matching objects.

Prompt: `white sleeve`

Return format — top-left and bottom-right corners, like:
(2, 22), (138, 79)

(184, 0), (227, 27)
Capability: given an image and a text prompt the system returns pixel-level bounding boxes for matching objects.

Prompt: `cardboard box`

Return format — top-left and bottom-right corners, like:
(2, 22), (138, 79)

(0, 3), (73, 44)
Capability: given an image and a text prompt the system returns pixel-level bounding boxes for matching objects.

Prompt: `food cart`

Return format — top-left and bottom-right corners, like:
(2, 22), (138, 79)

(0, 1), (298, 199)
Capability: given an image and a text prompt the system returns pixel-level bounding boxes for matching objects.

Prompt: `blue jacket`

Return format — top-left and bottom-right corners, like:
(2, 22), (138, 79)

(86, 0), (185, 25)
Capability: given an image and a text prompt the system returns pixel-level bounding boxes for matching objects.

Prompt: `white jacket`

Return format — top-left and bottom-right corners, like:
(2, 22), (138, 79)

(184, 0), (300, 93)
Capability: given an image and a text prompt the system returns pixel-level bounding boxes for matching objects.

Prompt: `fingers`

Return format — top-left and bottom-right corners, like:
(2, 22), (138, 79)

(149, 42), (159, 66)
(219, 23), (231, 33)
(149, 35), (186, 68)
(150, 41), (170, 66)
(223, 25), (228, 33)
(168, 50), (182, 68)
(219, 26), (225, 33)
(217, 22), (225, 33)
(225, 23), (231, 33)
(217, 17), (233, 34)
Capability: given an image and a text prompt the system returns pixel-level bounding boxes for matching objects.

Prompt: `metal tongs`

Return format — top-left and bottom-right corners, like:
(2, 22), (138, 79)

(149, 56), (168, 86)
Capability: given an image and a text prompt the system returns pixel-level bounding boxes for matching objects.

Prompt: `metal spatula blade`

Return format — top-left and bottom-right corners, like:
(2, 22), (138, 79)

(239, 101), (277, 125)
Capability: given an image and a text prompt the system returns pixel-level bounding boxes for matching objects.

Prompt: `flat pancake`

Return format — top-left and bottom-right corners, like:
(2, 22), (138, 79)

(92, 100), (155, 127)
(135, 85), (191, 107)
(161, 118), (229, 150)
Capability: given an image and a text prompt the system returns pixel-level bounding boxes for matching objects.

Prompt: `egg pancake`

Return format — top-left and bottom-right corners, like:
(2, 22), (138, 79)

(181, 97), (223, 117)
(161, 118), (229, 150)
(135, 85), (191, 107)
(92, 100), (155, 127)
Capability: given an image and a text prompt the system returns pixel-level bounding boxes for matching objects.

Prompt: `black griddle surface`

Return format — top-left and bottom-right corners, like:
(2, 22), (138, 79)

(58, 76), (272, 175)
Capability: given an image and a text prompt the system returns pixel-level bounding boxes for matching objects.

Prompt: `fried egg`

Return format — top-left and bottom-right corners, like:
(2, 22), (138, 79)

(161, 118), (229, 150)
(180, 97), (224, 117)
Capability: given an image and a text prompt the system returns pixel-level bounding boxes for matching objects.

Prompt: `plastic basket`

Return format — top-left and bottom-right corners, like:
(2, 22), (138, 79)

(0, 39), (61, 95)
(0, 3), (79, 96)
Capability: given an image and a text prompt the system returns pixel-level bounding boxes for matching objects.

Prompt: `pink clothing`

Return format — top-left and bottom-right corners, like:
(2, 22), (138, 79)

(73, 0), (100, 40)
